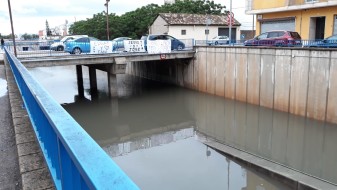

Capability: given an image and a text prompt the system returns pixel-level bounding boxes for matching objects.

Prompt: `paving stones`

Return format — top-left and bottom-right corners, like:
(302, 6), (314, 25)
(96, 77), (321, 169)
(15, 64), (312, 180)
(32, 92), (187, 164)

(4, 59), (55, 190)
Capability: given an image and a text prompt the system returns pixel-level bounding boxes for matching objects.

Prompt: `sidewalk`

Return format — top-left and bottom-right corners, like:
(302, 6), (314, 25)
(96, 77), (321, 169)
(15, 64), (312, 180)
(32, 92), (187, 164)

(1, 53), (54, 190)
(0, 63), (22, 189)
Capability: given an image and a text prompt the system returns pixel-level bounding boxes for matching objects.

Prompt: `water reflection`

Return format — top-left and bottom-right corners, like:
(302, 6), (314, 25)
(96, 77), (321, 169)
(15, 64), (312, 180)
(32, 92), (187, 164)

(193, 94), (337, 185)
(28, 65), (335, 188)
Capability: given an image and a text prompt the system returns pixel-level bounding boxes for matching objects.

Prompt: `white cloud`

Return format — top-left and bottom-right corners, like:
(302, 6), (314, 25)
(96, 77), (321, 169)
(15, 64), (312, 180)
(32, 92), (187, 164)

(0, 0), (252, 36)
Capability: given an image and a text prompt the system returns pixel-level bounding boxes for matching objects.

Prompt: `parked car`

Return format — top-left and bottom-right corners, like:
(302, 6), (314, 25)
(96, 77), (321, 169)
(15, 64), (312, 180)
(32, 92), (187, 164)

(244, 30), (302, 47)
(50, 35), (88, 51)
(142, 34), (185, 51)
(207, 36), (229, 45)
(305, 34), (337, 48)
(112, 37), (132, 51)
(64, 37), (100, 54)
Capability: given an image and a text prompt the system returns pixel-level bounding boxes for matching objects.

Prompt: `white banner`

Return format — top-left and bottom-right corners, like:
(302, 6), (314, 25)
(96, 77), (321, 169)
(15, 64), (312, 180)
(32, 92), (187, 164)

(124, 40), (146, 52)
(90, 41), (113, 54)
(147, 40), (171, 54)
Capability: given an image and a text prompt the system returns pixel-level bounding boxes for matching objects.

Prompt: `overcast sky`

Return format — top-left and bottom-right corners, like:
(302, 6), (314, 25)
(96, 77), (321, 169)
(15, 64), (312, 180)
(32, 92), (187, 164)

(0, 0), (253, 36)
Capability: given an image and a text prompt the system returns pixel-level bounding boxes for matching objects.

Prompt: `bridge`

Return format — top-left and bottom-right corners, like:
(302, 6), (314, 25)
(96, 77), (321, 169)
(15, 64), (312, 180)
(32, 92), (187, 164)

(3, 46), (337, 189)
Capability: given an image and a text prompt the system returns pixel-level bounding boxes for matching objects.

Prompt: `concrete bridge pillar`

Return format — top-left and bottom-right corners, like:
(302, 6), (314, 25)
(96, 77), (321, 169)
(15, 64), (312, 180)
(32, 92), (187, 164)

(76, 65), (84, 98)
(89, 66), (98, 100)
(108, 73), (118, 97)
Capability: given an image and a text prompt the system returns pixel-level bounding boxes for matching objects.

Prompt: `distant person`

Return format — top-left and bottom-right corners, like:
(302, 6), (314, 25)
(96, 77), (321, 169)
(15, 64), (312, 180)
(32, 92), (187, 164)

(0, 38), (4, 50)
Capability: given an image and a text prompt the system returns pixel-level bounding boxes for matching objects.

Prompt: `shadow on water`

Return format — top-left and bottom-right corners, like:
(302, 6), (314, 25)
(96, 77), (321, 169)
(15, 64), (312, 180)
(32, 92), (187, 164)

(28, 65), (336, 188)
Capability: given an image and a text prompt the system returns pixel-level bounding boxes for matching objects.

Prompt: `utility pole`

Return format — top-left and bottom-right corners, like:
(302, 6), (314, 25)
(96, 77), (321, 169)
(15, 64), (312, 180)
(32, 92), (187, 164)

(7, 0), (17, 56)
(229, 0), (232, 45)
(104, 0), (110, 40)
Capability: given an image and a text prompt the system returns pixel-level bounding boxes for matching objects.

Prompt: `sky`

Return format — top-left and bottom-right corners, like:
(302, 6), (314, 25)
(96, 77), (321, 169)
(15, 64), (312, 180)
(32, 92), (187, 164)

(0, 0), (253, 36)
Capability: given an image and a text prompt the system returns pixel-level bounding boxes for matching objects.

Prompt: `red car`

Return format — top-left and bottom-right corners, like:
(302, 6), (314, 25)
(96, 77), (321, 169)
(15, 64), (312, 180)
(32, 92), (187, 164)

(244, 30), (302, 47)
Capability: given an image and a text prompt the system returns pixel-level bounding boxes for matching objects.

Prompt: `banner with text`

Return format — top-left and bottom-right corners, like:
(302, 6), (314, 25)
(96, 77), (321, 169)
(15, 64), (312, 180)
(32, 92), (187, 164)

(124, 40), (146, 52)
(90, 41), (113, 54)
(147, 40), (171, 54)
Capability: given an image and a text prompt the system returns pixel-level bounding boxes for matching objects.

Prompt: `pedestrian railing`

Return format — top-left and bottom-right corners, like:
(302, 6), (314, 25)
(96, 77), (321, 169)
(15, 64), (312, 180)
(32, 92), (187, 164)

(4, 48), (139, 190)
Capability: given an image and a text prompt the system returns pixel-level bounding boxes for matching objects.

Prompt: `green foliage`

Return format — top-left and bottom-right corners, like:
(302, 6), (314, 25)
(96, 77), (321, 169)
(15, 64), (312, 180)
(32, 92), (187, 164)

(46, 20), (52, 36)
(21, 33), (39, 40)
(69, 0), (226, 40)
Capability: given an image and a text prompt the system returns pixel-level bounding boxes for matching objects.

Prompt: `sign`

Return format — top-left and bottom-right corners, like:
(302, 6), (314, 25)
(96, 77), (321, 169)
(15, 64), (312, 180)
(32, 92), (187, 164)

(227, 12), (235, 26)
(147, 40), (171, 54)
(124, 40), (146, 52)
(90, 41), (113, 54)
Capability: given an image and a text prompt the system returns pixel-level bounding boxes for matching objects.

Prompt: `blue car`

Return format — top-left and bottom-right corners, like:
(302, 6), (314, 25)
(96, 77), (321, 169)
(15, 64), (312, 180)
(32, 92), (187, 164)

(65, 37), (100, 54)
(142, 34), (185, 51)
(112, 37), (131, 51)
(306, 34), (337, 48)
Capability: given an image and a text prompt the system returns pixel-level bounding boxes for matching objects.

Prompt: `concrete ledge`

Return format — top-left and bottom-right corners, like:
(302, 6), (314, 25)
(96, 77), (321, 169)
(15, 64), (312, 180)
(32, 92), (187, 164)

(4, 57), (55, 190)
(202, 139), (337, 190)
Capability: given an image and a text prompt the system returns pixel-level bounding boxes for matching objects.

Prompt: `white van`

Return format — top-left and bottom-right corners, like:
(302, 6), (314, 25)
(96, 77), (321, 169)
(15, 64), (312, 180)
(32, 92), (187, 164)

(50, 35), (88, 51)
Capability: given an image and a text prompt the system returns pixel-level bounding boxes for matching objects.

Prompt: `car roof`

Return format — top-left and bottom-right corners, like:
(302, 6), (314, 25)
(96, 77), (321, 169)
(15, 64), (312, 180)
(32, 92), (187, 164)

(112, 37), (131, 41)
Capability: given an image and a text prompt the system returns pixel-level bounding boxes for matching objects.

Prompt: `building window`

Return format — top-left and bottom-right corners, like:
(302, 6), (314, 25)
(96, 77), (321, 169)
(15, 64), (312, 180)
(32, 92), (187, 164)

(181, 30), (186, 35)
(305, 0), (318, 3)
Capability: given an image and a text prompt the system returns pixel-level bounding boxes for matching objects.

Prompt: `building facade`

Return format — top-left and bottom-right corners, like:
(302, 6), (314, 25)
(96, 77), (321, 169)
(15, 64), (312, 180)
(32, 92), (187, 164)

(245, 0), (337, 39)
(149, 13), (241, 41)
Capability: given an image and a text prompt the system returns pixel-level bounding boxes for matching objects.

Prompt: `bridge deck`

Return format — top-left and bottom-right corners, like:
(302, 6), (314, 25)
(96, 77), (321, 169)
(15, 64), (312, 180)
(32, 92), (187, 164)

(18, 51), (195, 68)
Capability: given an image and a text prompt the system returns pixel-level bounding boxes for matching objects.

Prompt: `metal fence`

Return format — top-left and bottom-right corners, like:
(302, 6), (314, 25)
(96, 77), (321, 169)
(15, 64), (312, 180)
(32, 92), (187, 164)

(4, 48), (139, 190)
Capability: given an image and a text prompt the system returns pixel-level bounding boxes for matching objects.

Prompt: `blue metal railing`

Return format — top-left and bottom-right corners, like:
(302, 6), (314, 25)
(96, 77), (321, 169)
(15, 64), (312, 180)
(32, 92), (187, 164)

(4, 48), (139, 190)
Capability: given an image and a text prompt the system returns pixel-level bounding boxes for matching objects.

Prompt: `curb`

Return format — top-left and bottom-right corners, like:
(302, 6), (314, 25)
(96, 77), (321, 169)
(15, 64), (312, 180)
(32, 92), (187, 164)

(4, 58), (55, 190)
(201, 137), (337, 190)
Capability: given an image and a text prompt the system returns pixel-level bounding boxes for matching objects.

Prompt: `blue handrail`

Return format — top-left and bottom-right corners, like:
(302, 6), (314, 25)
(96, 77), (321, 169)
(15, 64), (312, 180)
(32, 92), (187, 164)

(4, 48), (139, 190)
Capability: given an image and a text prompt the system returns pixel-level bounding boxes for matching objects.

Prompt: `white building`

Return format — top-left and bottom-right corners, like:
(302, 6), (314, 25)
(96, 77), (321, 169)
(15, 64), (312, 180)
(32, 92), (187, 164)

(149, 13), (241, 41)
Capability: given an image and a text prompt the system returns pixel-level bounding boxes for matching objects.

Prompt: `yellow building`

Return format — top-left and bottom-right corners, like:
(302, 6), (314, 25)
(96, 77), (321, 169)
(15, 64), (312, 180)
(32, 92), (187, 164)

(245, 0), (337, 39)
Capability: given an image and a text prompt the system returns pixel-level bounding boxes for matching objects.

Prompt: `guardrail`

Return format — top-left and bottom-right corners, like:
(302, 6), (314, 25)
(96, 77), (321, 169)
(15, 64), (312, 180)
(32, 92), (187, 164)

(4, 48), (139, 189)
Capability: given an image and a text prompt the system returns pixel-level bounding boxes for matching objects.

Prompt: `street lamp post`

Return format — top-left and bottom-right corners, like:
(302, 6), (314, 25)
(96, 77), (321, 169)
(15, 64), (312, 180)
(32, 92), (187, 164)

(7, 0), (17, 56)
(104, 0), (110, 40)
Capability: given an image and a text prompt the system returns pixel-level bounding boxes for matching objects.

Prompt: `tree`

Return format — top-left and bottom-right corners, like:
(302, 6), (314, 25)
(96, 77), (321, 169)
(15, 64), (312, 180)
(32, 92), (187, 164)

(46, 20), (52, 36)
(69, 0), (226, 39)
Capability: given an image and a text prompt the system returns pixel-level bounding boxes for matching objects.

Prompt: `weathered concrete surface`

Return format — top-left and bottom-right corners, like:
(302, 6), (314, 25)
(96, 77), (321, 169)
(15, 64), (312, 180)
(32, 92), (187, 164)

(327, 51), (337, 123)
(214, 48), (225, 97)
(235, 48), (247, 102)
(274, 49), (291, 112)
(247, 48), (260, 105)
(307, 51), (330, 121)
(3, 57), (55, 190)
(260, 49), (275, 109)
(224, 48), (235, 99)
(127, 46), (337, 124)
(0, 64), (22, 190)
(289, 50), (310, 117)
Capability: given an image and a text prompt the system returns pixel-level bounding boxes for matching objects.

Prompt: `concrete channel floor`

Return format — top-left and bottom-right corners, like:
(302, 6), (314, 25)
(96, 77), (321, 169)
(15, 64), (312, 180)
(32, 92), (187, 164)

(0, 53), (55, 190)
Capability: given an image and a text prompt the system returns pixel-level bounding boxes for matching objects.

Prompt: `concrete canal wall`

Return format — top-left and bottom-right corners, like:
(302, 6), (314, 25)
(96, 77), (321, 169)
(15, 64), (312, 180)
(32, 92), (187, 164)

(126, 46), (337, 124)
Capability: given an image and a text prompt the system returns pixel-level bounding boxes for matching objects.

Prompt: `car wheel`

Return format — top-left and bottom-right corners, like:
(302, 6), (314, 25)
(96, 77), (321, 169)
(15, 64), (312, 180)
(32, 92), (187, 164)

(73, 48), (81, 54)
(57, 46), (64, 51)
(215, 41), (218, 45)
(177, 44), (183, 50)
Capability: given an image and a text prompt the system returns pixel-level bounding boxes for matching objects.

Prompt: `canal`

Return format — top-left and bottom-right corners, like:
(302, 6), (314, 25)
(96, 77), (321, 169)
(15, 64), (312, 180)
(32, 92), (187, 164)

(28, 65), (337, 189)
